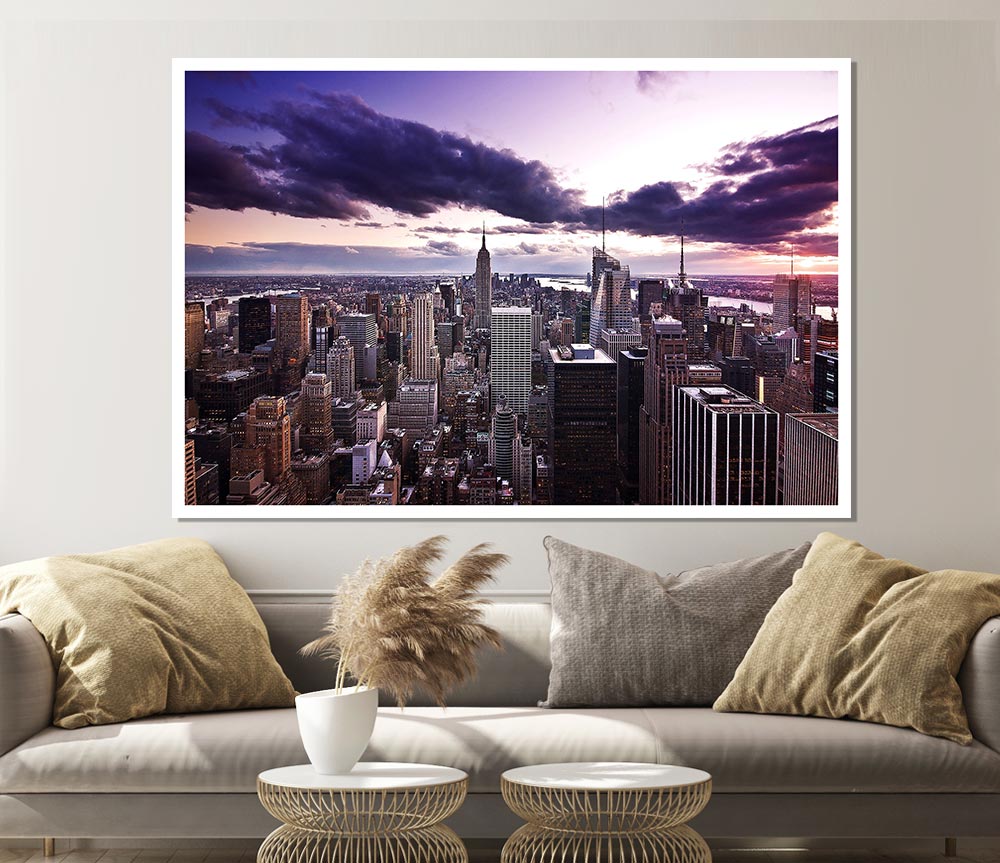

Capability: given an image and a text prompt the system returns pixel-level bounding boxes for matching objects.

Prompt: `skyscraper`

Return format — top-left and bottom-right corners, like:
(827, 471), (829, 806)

(438, 280), (455, 316)
(617, 347), (647, 505)
(238, 297), (271, 354)
(782, 413), (839, 505)
(274, 294), (309, 368)
(639, 316), (689, 505)
(357, 401), (387, 444)
(183, 439), (197, 505)
(246, 396), (292, 484)
(547, 344), (617, 505)
(490, 306), (532, 413)
(386, 380), (439, 435)
(666, 231), (706, 360)
(589, 265), (632, 347)
(774, 327), (799, 370)
(299, 373), (334, 455)
(638, 279), (665, 317)
(338, 312), (378, 385)
(720, 356), (755, 398)
(574, 296), (591, 343)
(312, 325), (332, 373)
(591, 246), (621, 298)
(365, 293), (382, 330)
(673, 385), (778, 506)
(489, 396), (517, 482)
(600, 329), (642, 364)
(435, 320), (458, 359)
(473, 226), (492, 331)
(513, 433), (533, 505)
(325, 336), (356, 399)
(411, 292), (440, 381)
(813, 350), (839, 413)
(773, 259), (813, 332)
(184, 302), (205, 370)
(800, 313), (838, 365)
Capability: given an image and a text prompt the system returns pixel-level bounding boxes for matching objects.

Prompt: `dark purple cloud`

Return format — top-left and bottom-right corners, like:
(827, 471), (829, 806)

(186, 89), (838, 257)
(594, 116), (839, 256)
(191, 91), (583, 223)
(185, 131), (366, 220)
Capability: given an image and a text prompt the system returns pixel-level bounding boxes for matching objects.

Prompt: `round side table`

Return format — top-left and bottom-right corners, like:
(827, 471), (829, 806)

(257, 762), (468, 863)
(501, 761), (713, 863)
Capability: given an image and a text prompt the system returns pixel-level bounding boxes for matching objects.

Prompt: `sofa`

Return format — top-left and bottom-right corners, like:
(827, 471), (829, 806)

(1, 595), (999, 845)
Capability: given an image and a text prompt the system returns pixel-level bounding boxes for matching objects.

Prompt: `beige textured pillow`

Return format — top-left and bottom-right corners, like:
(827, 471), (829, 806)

(714, 532), (1000, 744)
(0, 538), (296, 728)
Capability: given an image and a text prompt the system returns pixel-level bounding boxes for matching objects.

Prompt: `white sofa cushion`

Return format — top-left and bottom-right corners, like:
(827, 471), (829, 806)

(2, 706), (1000, 795)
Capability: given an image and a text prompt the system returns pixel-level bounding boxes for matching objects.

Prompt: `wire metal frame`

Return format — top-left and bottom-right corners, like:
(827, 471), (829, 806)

(258, 823), (468, 863)
(256, 776), (468, 834)
(500, 823), (712, 863)
(500, 776), (713, 834)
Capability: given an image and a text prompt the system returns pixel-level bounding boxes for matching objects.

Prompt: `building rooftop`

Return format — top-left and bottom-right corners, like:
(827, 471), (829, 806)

(788, 413), (839, 439)
(680, 385), (776, 414)
(216, 369), (255, 382)
(551, 345), (614, 364)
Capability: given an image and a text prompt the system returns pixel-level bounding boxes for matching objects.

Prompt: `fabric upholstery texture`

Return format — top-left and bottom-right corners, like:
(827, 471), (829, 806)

(715, 532), (1000, 744)
(541, 537), (810, 708)
(2, 705), (999, 795)
(0, 538), (296, 729)
(0, 614), (55, 756)
(958, 616), (1000, 753)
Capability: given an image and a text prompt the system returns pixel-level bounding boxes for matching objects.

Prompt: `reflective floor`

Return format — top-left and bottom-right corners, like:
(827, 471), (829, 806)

(4, 841), (1000, 863)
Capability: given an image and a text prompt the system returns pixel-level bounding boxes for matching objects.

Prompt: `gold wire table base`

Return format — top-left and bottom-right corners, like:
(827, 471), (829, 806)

(258, 823), (468, 863)
(257, 776), (467, 833)
(501, 775), (713, 833)
(501, 823), (712, 863)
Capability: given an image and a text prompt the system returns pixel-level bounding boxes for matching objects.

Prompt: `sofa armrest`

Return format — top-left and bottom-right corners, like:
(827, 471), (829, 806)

(0, 613), (55, 755)
(959, 615), (1000, 753)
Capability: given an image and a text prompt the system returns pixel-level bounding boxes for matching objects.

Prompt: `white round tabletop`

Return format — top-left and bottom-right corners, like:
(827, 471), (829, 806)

(502, 762), (711, 790)
(259, 763), (468, 790)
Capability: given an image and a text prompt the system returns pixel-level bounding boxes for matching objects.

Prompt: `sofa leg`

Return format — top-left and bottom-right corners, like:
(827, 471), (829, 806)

(945, 837), (958, 858)
(43, 838), (56, 857)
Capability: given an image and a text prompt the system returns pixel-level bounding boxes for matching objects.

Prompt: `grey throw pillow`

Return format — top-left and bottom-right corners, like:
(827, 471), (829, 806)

(541, 537), (810, 708)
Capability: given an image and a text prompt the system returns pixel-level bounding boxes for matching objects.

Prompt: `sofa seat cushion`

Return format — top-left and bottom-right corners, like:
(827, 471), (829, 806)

(645, 708), (1000, 792)
(0, 707), (657, 794)
(2, 706), (999, 795)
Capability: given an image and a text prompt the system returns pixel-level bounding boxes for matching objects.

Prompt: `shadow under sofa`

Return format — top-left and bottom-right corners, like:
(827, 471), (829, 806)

(1, 597), (999, 846)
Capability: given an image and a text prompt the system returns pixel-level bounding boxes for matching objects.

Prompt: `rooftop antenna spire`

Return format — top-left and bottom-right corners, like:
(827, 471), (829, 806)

(679, 218), (686, 280)
(601, 196), (606, 252)
(481, 221), (486, 250)
(790, 245), (795, 277)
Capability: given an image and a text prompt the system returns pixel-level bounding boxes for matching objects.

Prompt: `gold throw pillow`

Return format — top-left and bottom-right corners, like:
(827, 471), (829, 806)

(0, 537), (296, 728)
(714, 532), (1000, 744)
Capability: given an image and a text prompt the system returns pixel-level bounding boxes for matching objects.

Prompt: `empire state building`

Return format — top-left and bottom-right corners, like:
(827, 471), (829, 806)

(473, 225), (492, 331)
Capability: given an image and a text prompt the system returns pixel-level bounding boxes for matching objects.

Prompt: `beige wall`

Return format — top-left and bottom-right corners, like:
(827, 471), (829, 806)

(1, 2), (998, 588)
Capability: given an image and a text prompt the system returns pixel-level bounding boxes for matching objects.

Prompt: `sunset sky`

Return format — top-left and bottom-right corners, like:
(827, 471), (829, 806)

(184, 69), (840, 276)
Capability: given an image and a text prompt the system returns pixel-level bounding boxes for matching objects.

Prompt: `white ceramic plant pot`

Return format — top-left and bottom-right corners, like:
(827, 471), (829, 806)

(295, 685), (379, 775)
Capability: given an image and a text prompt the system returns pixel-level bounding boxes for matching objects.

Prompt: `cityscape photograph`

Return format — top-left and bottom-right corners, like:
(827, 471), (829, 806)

(179, 64), (846, 513)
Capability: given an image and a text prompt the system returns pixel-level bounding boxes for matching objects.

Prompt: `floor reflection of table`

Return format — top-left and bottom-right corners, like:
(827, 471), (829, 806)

(500, 762), (713, 863)
(256, 763), (468, 863)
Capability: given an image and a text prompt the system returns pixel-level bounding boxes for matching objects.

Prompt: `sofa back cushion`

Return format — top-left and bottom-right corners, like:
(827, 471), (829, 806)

(541, 537), (811, 708)
(256, 599), (553, 707)
(0, 538), (296, 728)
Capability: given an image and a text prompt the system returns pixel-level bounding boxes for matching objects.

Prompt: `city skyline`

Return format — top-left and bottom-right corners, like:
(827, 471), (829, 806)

(176, 60), (848, 516)
(185, 67), (840, 276)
